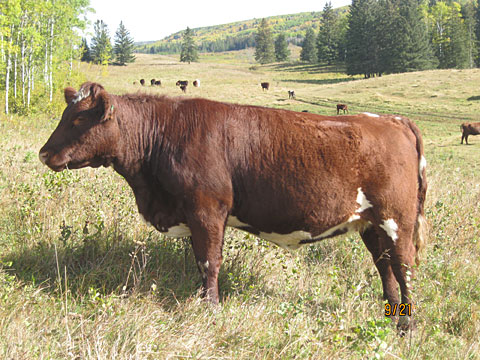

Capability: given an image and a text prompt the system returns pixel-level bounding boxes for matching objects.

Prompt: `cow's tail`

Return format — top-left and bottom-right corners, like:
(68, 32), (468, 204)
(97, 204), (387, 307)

(404, 118), (428, 266)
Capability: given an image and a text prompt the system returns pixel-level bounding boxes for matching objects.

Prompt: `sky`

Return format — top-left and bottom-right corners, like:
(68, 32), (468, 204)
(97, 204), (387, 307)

(86, 0), (352, 42)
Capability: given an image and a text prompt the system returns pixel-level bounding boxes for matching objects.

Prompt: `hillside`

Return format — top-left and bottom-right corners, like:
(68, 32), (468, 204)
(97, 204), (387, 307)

(136, 7), (348, 54)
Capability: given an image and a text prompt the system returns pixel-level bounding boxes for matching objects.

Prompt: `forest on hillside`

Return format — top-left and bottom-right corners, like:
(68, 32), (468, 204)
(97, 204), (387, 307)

(139, 0), (480, 77)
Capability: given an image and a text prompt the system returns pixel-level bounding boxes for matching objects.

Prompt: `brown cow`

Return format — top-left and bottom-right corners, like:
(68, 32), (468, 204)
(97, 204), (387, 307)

(337, 104), (348, 114)
(140, 79), (145, 86)
(151, 79), (156, 86)
(261, 82), (269, 91)
(39, 82), (427, 332)
(460, 122), (480, 144)
(193, 79), (200, 87)
(176, 80), (188, 87)
(154, 80), (162, 86)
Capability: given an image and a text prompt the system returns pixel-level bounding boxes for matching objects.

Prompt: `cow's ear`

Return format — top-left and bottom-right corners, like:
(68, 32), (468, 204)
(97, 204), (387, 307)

(64, 87), (77, 104)
(96, 90), (114, 122)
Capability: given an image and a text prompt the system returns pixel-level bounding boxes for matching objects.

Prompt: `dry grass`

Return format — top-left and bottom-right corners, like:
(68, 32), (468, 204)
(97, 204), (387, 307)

(1, 52), (480, 359)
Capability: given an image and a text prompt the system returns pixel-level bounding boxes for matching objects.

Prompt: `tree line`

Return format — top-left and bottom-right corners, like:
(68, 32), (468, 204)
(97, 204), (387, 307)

(0, 0), (89, 115)
(296, 0), (480, 77)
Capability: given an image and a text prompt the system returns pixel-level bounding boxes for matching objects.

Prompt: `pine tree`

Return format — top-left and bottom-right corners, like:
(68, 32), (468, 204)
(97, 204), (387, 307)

(274, 33), (290, 61)
(180, 27), (198, 63)
(300, 28), (317, 63)
(317, 1), (339, 65)
(113, 21), (136, 65)
(91, 20), (112, 65)
(80, 37), (92, 62)
(254, 18), (275, 64)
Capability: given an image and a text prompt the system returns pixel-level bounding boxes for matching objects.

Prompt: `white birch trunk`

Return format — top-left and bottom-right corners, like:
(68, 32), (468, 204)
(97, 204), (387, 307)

(49, 18), (54, 102)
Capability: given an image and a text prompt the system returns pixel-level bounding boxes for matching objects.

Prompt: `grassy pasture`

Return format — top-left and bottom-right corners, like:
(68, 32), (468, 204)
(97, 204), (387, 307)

(1, 52), (480, 359)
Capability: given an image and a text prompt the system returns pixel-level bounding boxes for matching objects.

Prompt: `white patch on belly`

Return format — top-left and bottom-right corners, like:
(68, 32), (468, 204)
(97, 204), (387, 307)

(419, 155), (427, 180)
(362, 112), (380, 118)
(161, 223), (192, 238)
(227, 216), (249, 228)
(355, 187), (373, 213)
(259, 230), (313, 250)
(380, 219), (399, 243)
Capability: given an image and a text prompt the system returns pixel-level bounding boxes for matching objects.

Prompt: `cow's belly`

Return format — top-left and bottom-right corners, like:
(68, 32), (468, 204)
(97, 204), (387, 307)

(226, 215), (367, 250)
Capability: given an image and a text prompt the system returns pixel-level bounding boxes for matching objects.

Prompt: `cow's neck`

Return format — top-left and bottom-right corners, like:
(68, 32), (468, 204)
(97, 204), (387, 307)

(111, 94), (171, 180)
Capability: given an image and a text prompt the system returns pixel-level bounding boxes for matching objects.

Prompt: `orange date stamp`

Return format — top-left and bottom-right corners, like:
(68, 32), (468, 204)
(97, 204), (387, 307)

(385, 303), (412, 317)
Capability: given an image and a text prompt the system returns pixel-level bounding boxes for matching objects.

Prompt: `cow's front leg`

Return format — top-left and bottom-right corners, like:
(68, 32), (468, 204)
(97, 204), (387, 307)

(187, 204), (228, 304)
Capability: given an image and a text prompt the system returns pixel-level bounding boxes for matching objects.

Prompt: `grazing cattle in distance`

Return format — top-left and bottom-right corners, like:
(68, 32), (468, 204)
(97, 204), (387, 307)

(39, 82), (427, 332)
(176, 80), (188, 87)
(261, 82), (270, 91)
(337, 104), (348, 114)
(460, 122), (480, 144)
(288, 90), (295, 99)
(133, 81), (138, 85)
(151, 79), (156, 86)
(193, 79), (200, 87)
(302, 110), (309, 113)
(140, 79), (145, 86)
(180, 84), (187, 93)
(154, 80), (162, 86)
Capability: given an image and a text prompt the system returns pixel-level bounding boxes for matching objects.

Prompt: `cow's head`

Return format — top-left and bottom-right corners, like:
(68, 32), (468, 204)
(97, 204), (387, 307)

(39, 82), (120, 172)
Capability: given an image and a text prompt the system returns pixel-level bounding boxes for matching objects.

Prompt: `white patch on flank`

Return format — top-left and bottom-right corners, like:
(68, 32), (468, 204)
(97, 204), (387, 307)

(72, 88), (90, 104)
(380, 219), (399, 243)
(362, 112), (380, 118)
(355, 187), (373, 213)
(394, 116), (402, 120)
(198, 260), (209, 279)
(419, 155), (427, 180)
(227, 216), (249, 228)
(348, 214), (361, 222)
(161, 223), (192, 238)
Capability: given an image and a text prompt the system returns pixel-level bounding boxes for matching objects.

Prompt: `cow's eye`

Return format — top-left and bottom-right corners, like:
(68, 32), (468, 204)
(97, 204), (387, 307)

(72, 117), (86, 126)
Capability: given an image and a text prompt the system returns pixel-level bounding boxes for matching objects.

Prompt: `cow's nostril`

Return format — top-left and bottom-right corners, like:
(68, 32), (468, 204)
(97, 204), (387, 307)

(39, 150), (50, 165)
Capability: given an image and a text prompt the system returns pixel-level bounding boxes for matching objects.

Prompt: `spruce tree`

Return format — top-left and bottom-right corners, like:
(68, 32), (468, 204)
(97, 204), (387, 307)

(254, 18), (275, 64)
(300, 28), (317, 63)
(80, 38), (92, 62)
(91, 20), (112, 65)
(180, 27), (199, 63)
(346, 0), (381, 77)
(275, 33), (290, 61)
(317, 1), (339, 65)
(114, 21), (136, 65)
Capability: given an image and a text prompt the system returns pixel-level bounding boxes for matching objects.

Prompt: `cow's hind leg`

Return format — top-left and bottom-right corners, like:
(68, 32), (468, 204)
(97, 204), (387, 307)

(360, 226), (399, 306)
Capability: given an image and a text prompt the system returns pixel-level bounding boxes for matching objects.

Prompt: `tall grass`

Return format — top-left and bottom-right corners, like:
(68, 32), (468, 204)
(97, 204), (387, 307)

(1, 52), (479, 359)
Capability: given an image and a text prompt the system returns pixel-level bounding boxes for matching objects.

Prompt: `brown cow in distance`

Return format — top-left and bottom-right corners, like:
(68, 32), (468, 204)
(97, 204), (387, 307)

(140, 79), (145, 86)
(176, 80), (188, 87)
(337, 104), (348, 114)
(460, 122), (480, 144)
(261, 82), (269, 91)
(39, 82), (427, 332)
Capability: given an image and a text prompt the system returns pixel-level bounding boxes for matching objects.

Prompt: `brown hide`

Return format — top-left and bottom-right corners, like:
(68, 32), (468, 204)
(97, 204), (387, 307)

(461, 122), (480, 144)
(39, 82), (427, 332)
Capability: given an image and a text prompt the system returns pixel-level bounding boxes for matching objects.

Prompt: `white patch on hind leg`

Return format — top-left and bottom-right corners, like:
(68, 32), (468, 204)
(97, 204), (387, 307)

(380, 219), (399, 243)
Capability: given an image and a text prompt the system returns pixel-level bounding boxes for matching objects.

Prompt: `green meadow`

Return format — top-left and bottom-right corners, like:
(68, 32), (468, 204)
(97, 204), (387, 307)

(1, 52), (479, 359)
